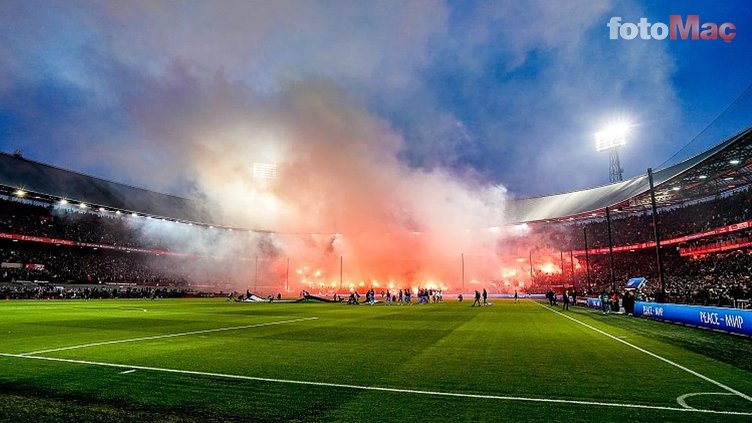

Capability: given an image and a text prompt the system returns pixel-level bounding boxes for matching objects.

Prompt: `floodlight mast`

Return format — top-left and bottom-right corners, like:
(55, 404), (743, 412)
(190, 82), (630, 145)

(608, 150), (624, 183)
(595, 123), (628, 183)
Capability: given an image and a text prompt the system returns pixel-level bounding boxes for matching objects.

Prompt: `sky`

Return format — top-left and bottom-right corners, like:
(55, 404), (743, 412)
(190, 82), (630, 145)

(0, 0), (751, 200)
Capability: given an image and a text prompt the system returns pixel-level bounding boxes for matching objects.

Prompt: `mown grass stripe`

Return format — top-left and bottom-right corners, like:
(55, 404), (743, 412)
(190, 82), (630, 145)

(0, 352), (750, 416)
(534, 301), (752, 403)
(20, 317), (319, 356)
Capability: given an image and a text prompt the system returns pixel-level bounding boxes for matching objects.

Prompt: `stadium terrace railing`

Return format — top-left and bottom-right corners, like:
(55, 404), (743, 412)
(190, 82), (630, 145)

(571, 219), (752, 256)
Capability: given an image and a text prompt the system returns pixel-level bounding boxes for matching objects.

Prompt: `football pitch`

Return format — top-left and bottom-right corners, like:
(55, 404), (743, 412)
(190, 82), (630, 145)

(1, 298), (750, 422)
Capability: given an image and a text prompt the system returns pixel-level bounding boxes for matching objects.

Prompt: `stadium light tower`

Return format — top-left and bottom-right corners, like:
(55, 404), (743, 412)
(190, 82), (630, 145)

(252, 162), (278, 180)
(595, 121), (629, 183)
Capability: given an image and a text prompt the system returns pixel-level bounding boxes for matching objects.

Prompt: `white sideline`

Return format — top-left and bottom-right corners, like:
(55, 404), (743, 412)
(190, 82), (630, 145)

(19, 317), (319, 356)
(534, 301), (752, 403)
(0, 352), (750, 416)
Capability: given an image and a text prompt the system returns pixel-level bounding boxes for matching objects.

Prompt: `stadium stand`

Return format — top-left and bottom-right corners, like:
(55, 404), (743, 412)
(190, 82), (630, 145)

(0, 126), (751, 306)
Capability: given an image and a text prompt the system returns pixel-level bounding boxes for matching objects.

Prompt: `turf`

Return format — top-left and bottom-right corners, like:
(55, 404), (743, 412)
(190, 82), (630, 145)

(0, 298), (750, 422)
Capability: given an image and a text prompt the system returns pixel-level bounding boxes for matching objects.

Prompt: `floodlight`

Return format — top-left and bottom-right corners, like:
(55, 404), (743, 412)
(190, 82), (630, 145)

(98, 207), (105, 212)
(59, 199), (68, 205)
(14, 189), (26, 197)
(698, 175), (707, 179)
(730, 159), (740, 165)
(253, 162), (278, 179)
(595, 121), (629, 152)
(79, 203), (87, 209)
(671, 186), (680, 191)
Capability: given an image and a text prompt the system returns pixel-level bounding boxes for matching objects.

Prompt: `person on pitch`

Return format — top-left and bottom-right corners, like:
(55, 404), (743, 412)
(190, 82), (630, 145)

(472, 290), (481, 307)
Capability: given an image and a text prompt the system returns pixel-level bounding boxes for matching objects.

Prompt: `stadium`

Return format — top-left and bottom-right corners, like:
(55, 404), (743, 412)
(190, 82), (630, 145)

(1, 2), (752, 423)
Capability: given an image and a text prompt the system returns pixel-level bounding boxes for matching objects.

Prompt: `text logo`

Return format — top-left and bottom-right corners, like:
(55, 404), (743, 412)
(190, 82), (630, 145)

(608, 15), (736, 43)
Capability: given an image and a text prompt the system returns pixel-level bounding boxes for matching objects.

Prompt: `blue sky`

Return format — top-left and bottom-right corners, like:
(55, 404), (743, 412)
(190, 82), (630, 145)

(0, 0), (751, 199)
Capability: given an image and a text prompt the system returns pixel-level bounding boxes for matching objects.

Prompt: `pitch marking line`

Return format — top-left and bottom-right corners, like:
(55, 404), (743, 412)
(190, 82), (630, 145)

(677, 392), (733, 409)
(19, 317), (319, 356)
(0, 353), (750, 416)
(534, 301), (752, 403)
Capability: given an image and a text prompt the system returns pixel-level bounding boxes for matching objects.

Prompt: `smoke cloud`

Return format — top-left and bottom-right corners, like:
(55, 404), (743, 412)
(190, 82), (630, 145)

(117, 70), (512, 293)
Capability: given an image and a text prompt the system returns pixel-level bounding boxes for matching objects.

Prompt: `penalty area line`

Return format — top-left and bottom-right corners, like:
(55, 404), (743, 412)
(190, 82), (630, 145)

(19, 317), (319, 356)
(534, 301), (752, 403)
(0, 353), (751, 416)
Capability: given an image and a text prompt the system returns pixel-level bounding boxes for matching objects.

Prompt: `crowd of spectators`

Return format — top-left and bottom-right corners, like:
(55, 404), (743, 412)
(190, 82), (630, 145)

(0, 196), (172, 250)
(0, 241), (248, 293)
(542, 187), (752, 250)
(3, 188), (752, 306)
(0, 245), (193, 286)
(579, 249), (752, 306)
(7, 189), (751, 261)
(0, 283), (200, 300)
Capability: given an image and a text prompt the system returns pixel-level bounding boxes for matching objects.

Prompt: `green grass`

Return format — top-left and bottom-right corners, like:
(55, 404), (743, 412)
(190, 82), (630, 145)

(0, 298), (750, 422)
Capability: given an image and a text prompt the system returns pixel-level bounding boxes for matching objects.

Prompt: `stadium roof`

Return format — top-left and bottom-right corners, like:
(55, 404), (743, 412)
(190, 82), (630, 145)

(503, 126), (752, 223)
(0, 126), (751, 229)
(0, 153), (212, 224)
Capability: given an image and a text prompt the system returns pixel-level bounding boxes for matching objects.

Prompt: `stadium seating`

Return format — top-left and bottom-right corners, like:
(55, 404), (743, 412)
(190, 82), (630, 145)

(0, 191), (751, 305)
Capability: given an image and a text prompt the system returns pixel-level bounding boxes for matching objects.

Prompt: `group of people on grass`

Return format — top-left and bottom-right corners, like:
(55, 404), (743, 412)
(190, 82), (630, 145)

(343, 288), (449, 305)
(546, 289), (574, 310)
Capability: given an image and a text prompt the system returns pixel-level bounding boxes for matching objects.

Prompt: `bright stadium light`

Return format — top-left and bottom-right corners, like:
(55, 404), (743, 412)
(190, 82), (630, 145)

(253, 162), (278, 180)
(730, 159), (740, 165)
(595, 120), (630, 183)
(79, 203), (87, 209)
(59, 199), (68, 205)
(698, 175), (708, 179)
(595, 121), (630, 152)
(14, 189), (26, 197)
